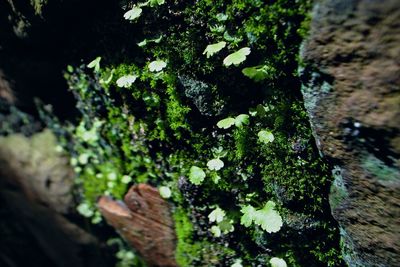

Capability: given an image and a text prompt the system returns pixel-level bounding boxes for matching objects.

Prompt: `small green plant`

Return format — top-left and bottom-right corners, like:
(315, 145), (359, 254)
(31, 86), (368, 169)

(223, 47), (251, 67)
(240, 201), (283, 233)
(159, 185), (172, 199)
(270, 257), (287, 267)
(148, 60), (167, 72)
(188, 166), (206, 185)
(123, 6), (142, 21)
(242, 65), (273, 82)
(116, 74), (138, 88)
(87, 56), (101, 72)
(207, 158), (224, 171)
(203, 41), (226, 58)
(258, 130), (274, 144)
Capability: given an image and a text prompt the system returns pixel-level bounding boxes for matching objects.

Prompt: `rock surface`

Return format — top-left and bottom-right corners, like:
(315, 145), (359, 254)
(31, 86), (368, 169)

(301, 0), (400, 266)
(0, 129), (106, 267)
(98, 184), (177, 267)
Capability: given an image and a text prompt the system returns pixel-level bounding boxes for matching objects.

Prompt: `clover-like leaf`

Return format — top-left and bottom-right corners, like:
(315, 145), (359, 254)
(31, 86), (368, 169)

(218, 218), (234, 233)
(254, 201), (283, 233)
(207, 158), (224, 171)
(208, 207), (225, 223)
(159, 186), (172, 199)
(149, 60), (167, 72)
(258, 130), (274, 144)
(99, 69), (115, 85)
(216, 13), (228, 22)
(217, 117), (235, 129)
(116, 74), (138, 88)
(203, 41), (226, 58)
(87, 56), (101, 72)
(223, 47), (251, 67)
(149, 0), (165, 7)
(240, 205), (257, 227)
(77, 203), (94, 218)
(210, 225), (222, 237)
(242, 65), (273, 82)
(231, 259), (243, 267)
(123, 6), (142, 21)
(188, 166), (206, 185)
(234, 114), (250, 127)
(270, 257), (287, 267)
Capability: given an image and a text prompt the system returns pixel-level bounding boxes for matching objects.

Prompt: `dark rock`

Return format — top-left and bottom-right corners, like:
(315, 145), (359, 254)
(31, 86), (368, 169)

(98, 184), (177, 267)
(301, 0), (400, 266)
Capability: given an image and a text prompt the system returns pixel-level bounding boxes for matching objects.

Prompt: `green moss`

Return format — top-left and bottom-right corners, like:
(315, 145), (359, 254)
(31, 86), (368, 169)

(41, 0), (346, 266)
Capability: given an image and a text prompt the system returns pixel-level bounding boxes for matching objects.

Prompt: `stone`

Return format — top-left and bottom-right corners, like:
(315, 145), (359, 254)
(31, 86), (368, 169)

(98, 184), (177, 267)
(300, 0), (400, 266)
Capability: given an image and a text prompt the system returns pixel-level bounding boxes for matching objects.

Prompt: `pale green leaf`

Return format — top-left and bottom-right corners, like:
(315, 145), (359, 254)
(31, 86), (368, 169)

(216, 13), (228, 22)
(188, 166), (206, 185)
(240, 205), (257, 227)
(254, 201), (283, 233)
(207, 158), (224, 171)
(217, 117), (235, 129)
(116, 74), (138, 88)
(223, 47), (251, 67)
(270, 257), (287, 267)
(159, 186), (172, 199)
(123, 7), (142, 21)
(208, 207), (225, 223)
(99, 69), (115, 84)
(242, 65), (272, 82)
(77, 203), (94, 218)
(203, 41), (226, 58)
(218, 219), (234, 233)
(137, 39), (147, 47)
(121, 175), (132, 184)
(87, 56), (101, 72)
(234, 114), (250, 127)
(258, 130), (274, 144)
(231, 259), (243, 267)
(149, 60), (167, 72)
(210, 225), (221, 237)
(149, 0), (165, 7)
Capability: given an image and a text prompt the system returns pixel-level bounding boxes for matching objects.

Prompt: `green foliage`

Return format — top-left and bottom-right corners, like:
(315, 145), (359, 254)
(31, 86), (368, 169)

(258, 130), (275, 144)
(207, 158), (224, 171)
(116, 74), (137, 88)
(242, 65), (274, 82)
(217, 117), (235, 129)
(87, 56), (101, 72)
(123, 7), (142, 21)
(270, 257), (287, 267)
(188, 166), (206, 185)
(240, 201), (283, 233)
(148, 60), (167, 72)
(43, 0), (344, 266)
(203, 41), (226, 58)
(223, 47), (251, 67)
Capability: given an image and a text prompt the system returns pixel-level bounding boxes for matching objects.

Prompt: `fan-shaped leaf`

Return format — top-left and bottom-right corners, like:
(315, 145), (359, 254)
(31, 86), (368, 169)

(270, 257), (287, 267)
(258, 130), (274, 144)
(116, 74), (137, 88)
(254, 201), (283, 233)
(207, 158), (224, 171)
(223, 47), (251, 67)
(188, 166), (206, 185)
(149, 60), (167, 72)
(217, 117), (235, 129)
(124, 6), (142, 21)
(203, 41), (226, 58)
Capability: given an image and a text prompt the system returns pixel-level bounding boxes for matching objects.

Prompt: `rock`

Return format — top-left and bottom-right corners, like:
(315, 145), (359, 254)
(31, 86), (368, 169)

(0, 129), (74, 213)
(300, 0), (400, 266)
(0, 129), (106, 267)
(98, 184), (177, 267)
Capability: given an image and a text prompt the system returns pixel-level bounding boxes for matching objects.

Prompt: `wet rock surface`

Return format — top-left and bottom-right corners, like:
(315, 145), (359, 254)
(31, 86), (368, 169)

(98, 184), (177, 267)
(301, 0), (400, 266)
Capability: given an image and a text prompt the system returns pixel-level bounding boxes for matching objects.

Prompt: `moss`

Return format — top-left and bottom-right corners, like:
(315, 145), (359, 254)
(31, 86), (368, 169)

(40, 0), (346, 266)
